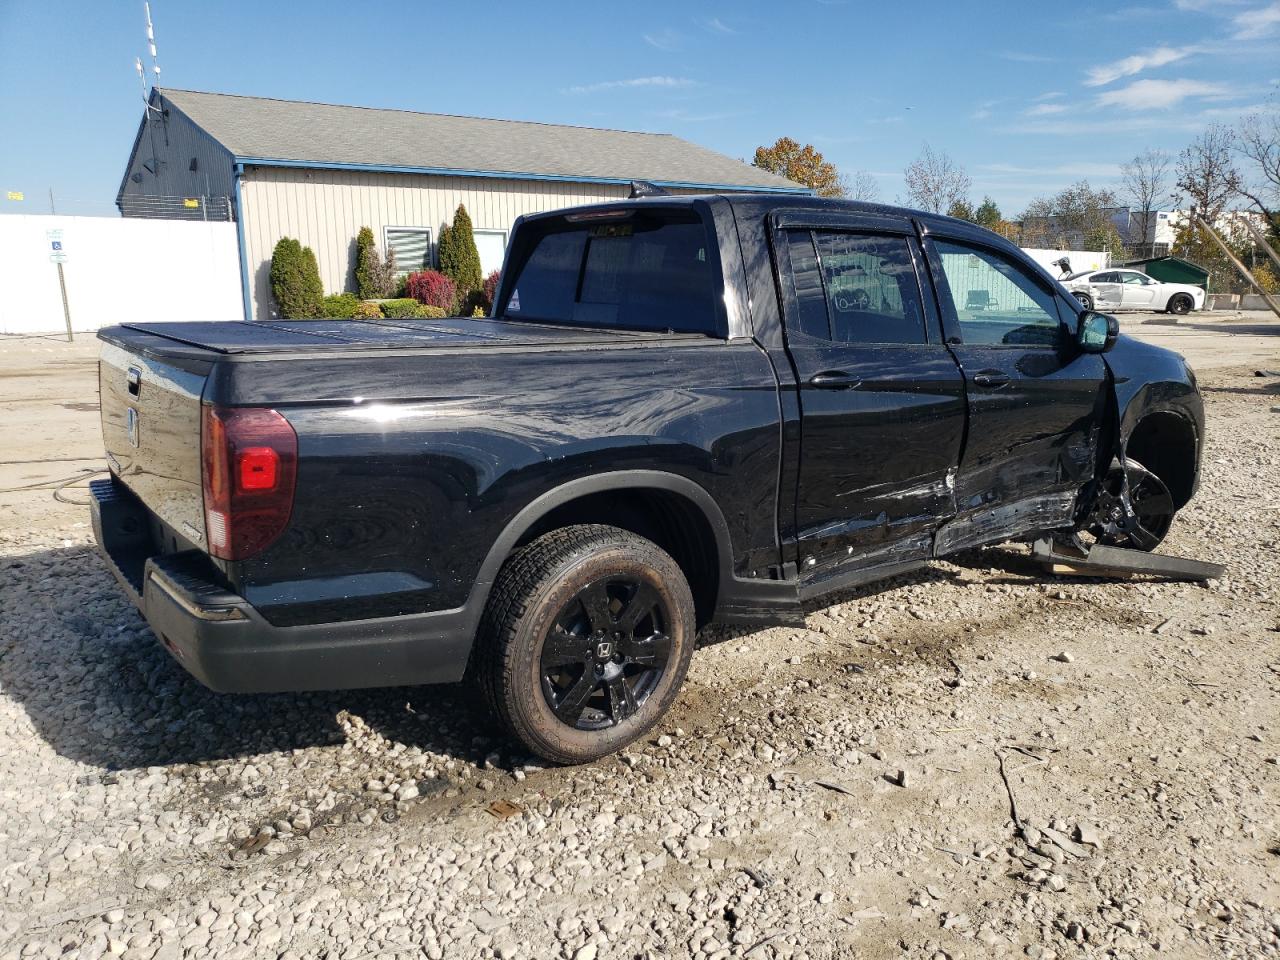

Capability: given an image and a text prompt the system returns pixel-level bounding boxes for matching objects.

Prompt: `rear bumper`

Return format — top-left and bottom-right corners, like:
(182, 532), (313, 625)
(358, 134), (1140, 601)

(91, 477), (475, 693)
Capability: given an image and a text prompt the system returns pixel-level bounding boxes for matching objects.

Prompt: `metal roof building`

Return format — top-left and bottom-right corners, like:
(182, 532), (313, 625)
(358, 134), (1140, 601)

(117, 89), (808, 319)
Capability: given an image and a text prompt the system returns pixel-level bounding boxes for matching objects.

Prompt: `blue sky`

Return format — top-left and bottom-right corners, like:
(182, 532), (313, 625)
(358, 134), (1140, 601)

(1, 0), (1277, 217)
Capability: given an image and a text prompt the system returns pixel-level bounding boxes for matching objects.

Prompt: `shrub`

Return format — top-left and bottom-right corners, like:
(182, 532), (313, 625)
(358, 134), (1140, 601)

(355, 227), (398, 299)
(405, 270), (456, 310)
(471, 305), (485, 318)
(381, 298), (429, 319)
(420, 305), (447, 319)
(321, 293), (360, 318)
(438, 205), (483, 311)
(479, 270), (501, 313)
(269, 237), (323, 318)
(353, 300), (383, 319)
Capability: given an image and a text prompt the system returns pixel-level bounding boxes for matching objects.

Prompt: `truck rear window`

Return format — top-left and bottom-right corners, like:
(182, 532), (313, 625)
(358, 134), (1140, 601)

(501, 211), (720, 335)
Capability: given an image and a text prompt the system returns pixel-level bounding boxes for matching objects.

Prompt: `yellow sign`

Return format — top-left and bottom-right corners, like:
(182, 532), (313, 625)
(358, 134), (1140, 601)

(6, 191), (23, 201)
(183, 198), (200, 208)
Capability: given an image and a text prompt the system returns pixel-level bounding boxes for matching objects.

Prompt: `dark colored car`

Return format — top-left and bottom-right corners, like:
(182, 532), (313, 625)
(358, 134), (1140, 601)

(92, 195), (1203, 763)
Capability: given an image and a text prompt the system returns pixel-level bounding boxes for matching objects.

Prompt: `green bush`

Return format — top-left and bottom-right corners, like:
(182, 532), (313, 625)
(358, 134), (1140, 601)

(438, 204), (483, 311)
(353, 300), (383, 319)
(269, 237), (323, 319)
(321, 293), (360, 318)
(381, 298), (429, 319)
(420, 305), (447, 319)
(354, 226), (396, 299)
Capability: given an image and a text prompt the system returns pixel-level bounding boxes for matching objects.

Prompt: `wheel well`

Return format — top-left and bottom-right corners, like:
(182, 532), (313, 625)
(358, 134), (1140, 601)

(1125, 412), (1197, 509)
(515, 488), (722, 626)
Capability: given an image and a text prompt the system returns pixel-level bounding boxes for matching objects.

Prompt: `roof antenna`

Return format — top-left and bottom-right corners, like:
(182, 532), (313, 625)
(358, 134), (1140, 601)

(145, 2), (162, 89)
(628, 180), (668, 199)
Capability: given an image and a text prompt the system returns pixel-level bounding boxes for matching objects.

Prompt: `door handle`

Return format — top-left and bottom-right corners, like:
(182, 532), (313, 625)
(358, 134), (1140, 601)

(972, 370), (1010, 388)
(808, 371), (862, 389)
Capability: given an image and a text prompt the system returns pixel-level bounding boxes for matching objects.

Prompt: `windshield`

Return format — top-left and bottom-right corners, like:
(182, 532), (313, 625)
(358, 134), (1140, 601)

(499, 210), (722, 336)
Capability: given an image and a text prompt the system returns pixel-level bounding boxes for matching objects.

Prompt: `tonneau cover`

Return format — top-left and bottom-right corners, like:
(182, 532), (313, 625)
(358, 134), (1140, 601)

(113, 317), (696, 356)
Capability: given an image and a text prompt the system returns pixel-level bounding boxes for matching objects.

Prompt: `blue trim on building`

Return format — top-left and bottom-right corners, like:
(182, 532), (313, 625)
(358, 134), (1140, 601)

(232, 156), (812, 195)
(231, 164), (254, 321)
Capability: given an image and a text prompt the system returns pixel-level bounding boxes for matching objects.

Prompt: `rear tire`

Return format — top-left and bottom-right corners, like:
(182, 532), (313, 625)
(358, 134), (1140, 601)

(1073, 292), (1094, 311)
(475, 524), (696, 764)
(1167, 294), (1192, 316)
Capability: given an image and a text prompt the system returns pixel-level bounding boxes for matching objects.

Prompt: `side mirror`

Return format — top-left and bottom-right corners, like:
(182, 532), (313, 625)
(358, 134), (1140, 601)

(1076, 310), (1118, 353)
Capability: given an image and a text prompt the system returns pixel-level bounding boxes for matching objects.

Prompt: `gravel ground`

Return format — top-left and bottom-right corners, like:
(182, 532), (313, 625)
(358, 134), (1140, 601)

(1, 334), (1278, 960)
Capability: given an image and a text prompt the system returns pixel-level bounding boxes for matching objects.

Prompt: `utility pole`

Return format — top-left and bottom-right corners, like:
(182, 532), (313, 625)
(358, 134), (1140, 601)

(48, 188), (55, 214)
(1240, 215), (1280, 274)
(1189, 208), (1280, 319)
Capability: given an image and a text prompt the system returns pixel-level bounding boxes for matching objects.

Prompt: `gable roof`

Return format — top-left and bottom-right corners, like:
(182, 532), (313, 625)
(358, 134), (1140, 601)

(156, 89), (807, 193)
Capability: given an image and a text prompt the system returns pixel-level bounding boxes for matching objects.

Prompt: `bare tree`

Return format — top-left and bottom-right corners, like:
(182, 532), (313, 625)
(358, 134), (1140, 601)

(843, 170), (881, 203)
(1120, 148), (1171, 248)
(1236, 96), (1280, 230)
(1175, 123), (1242, 220)
(903, 144), (972, 214)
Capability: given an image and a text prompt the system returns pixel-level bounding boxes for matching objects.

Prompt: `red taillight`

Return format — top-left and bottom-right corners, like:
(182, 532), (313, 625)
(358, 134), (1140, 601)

(238, 447), (279, 490)
(201, 405), (297, 561)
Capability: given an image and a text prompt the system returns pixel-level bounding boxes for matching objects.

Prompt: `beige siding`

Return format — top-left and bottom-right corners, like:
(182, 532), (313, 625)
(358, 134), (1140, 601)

(239, 166), (715, 319)
(118, 96), (235, 211)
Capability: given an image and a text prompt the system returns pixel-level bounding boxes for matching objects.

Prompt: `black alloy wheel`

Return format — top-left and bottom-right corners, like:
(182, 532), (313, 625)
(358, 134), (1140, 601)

(1168, 294), (1193, 316)
(1090, 460), (1176, 551)
(540, 576), (672, 730)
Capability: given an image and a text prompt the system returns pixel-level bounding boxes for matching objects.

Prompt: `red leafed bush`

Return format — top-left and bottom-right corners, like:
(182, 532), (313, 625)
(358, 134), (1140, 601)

(406, 270), (456, 311)
(480, 270), (501, 313)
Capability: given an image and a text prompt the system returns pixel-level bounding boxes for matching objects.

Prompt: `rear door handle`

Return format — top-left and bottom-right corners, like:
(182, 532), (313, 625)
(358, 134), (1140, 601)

(972, 370), (1010, 388)
(808, 371), (862, 389)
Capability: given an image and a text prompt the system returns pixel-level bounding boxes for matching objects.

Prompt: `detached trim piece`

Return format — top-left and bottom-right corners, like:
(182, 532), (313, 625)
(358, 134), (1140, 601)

(1033, 537), (1224, 582)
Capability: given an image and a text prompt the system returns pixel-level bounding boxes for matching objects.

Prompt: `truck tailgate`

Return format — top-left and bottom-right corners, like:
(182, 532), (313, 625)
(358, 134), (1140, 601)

(99, 340), (210, 549)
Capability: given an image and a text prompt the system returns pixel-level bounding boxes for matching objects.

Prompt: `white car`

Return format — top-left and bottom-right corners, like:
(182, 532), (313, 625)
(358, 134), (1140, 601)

(1061, 268), (1205, 315)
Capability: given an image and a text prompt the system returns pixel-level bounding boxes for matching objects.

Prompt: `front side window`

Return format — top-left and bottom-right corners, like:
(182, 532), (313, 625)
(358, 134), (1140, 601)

(502, 211), (719, 334)
(784, 229), (927, 345)
(934, 240), (1062, 347)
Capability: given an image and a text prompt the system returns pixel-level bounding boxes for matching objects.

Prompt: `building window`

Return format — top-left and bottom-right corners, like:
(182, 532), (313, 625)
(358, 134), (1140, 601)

(473, 229), (508, 276)
(384, 226), (432, 276)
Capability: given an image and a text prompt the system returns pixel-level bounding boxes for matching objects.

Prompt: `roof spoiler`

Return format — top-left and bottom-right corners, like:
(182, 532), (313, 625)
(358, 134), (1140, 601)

(628, 180), (668, 199)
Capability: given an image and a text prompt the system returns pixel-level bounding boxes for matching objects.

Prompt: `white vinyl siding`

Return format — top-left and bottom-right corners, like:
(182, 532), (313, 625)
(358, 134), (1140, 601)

(384, 226), (432, 277)
(238, 166), (724, 318)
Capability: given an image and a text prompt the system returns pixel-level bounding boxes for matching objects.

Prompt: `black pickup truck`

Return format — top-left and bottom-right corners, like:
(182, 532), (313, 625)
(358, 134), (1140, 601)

(93, 195), (1203, 763)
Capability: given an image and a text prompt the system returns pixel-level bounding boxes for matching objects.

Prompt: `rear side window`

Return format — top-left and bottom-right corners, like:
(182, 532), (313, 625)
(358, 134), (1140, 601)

(784, 229), (928, 345)
(502, 211), (720, 335)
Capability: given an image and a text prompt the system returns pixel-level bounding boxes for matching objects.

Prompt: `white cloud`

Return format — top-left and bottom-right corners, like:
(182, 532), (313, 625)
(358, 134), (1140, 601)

(565, 76), (696, 94)
(976, 162), (1122, 178)
(1025, 103), (1070, 116)
(1094, 77), (1234, 109)
(1033, 91), (1065, 101)
(1084, 46), (1196, 86)
(703, 17), (736, 34)
(1232, 1), (1280, 38)
(643, 29), (683, 51)
(971, 99), (1000, 120)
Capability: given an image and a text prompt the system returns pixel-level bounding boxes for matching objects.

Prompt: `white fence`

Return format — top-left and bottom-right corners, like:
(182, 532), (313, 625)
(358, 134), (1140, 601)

(1021, 248), (1111, 280)
(0, 215), (243, 336)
